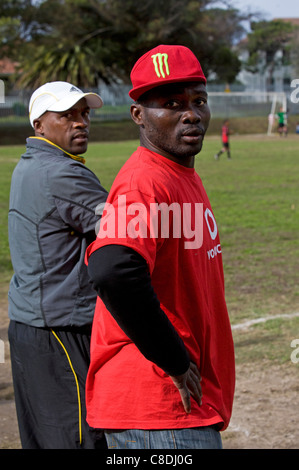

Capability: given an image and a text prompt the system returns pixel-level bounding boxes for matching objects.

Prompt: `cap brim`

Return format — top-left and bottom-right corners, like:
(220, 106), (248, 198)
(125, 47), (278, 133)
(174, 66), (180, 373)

(47, 92), (103, 112)
(129, 76), (207, 101)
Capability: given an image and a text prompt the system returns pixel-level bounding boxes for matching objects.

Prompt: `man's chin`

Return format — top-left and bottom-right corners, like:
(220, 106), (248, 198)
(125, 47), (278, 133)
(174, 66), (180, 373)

(69, 143), (88, 156)
(180, 142), (203, 158)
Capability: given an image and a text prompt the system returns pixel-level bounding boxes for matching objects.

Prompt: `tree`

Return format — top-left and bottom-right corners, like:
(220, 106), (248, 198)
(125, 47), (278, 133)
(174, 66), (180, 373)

(212, 46), (241, 87)
(1, 0), (248, 89)
(245, 20), (295, 75)
(0, 0), (38, 52)
(290, 28), (299, 77)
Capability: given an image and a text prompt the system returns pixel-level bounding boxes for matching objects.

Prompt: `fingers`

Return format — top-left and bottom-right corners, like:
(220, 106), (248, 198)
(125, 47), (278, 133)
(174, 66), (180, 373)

(188, 362), (202, 406)
(177, 385), (191, 414)
(169, 362), (202, 414)
(169, 373), (192, 413)
(189, 361), (201, 380)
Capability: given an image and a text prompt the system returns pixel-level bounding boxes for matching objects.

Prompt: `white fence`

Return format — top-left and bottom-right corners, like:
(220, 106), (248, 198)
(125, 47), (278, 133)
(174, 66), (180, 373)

(1, 87), (296, 123)
(207, 92), (287, 118)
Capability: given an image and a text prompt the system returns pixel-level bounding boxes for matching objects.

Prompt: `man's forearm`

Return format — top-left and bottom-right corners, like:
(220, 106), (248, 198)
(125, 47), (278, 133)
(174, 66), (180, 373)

(87, 244), (190, 376)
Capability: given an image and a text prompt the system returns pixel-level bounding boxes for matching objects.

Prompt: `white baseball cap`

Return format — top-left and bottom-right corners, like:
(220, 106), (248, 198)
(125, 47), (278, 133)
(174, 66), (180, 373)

(29, 81), (103, 127)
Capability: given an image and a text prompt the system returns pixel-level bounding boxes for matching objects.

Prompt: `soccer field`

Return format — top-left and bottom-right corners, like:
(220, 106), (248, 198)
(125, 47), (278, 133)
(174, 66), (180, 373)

(1, 134), (299, 348)
(0, 134), (298, 448)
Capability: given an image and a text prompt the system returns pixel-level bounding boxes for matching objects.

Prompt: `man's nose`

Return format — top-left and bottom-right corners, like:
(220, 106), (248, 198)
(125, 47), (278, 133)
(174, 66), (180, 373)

(74, 113), (89, 127)
(181, 106), (201, 124)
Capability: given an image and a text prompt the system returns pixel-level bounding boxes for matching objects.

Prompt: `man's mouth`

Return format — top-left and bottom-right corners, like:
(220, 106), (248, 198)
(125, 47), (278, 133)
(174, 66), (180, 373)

(72, 132), (89, 142)
(181, 128), (204, 144)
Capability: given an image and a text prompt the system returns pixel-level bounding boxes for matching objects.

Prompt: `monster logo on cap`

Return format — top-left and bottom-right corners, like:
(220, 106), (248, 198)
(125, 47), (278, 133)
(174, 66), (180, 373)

(151, 53), (170, 79)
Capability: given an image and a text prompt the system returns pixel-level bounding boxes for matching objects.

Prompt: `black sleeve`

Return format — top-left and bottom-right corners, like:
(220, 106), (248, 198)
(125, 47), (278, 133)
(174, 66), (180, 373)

(87, 244), (190, 376)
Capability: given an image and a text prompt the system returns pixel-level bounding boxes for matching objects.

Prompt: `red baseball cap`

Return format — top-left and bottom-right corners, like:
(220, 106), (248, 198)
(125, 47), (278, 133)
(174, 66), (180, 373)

(129, 44), (207, 101)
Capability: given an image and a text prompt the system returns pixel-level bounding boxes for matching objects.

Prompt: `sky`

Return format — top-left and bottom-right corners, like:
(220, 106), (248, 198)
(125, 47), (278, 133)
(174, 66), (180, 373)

(231, 0), (299, 20)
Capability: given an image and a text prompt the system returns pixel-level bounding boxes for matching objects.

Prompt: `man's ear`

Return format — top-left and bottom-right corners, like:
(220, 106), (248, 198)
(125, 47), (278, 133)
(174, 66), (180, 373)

(33, 118), (44, 136)
(130, 103), (144, 127)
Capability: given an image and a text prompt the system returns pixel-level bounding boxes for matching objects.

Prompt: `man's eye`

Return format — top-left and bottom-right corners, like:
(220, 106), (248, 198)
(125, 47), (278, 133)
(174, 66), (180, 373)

(165, 100), (180, 108)
(195, 98), (206, 106)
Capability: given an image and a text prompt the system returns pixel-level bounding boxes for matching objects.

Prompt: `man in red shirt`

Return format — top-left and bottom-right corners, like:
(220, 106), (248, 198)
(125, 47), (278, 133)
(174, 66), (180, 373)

(86, 45), (235, 449)
(214, 119), (231, 160)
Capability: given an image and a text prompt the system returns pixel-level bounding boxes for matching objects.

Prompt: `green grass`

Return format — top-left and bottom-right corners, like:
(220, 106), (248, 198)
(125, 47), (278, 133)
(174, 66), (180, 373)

(197, 135), (299, 321)
(1, 134), (299, 364)
(233, 316), (299, 365)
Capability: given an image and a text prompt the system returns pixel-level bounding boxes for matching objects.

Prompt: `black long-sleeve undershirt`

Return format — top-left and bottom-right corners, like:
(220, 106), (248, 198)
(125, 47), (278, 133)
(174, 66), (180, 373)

(87, 244), (190, 376)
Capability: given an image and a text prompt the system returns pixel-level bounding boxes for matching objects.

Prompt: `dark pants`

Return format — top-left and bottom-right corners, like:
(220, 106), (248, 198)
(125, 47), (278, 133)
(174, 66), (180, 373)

(8, 320), (107, 449)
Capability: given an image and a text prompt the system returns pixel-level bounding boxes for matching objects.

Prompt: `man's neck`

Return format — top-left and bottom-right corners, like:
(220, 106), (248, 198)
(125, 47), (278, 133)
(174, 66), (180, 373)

(29, 136), (86, 164)
(139, 139), (195, 168)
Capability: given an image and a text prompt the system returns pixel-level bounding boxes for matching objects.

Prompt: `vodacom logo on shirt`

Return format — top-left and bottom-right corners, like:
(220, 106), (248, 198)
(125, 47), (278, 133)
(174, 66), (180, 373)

(204, 208), (222, 260)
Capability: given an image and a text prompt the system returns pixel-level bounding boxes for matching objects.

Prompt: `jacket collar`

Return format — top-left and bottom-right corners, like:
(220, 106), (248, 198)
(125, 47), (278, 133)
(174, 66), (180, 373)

(27, 136), (86, 164)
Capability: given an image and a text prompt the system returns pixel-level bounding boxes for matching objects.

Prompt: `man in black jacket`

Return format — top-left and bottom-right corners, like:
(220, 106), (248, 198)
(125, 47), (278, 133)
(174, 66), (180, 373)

(8, 81), (108, 448)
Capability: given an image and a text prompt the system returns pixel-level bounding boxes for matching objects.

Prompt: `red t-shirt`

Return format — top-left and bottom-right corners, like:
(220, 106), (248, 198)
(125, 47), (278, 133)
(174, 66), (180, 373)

(222, 125), (229, 144)
(85, 147), (235, 430)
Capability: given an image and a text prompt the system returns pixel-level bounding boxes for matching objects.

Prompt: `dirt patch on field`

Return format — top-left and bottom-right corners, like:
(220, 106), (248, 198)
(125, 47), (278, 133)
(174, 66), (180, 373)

(222, 361), (298, 448)
(0, 299), (298, 449)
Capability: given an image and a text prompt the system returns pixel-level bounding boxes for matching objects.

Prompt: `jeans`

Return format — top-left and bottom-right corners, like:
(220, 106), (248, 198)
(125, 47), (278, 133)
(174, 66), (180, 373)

(105, 426), (222, 449)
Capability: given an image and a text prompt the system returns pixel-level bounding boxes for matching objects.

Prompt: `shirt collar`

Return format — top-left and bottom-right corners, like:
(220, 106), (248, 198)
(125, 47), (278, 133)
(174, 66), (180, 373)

(27, 136), (86, 164)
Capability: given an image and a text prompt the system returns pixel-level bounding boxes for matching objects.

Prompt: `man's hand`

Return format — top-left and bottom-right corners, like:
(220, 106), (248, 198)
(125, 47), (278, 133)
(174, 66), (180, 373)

(169, 362), (202, 414)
